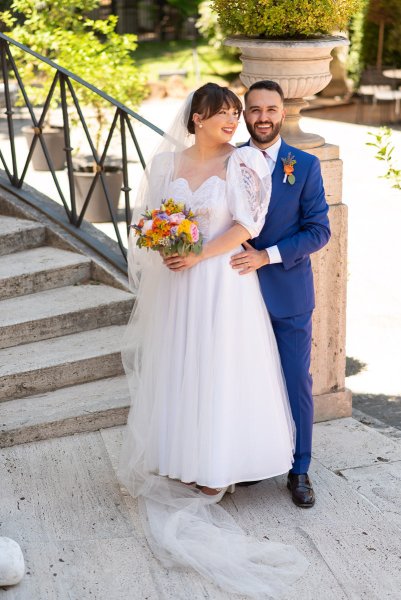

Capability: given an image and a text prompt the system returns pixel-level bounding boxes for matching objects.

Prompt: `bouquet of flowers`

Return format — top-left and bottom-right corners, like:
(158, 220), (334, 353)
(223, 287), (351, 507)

(132, 198), (203, 257)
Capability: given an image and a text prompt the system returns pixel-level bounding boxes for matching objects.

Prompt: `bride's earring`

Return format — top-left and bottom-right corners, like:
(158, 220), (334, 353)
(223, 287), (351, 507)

(198, 122), (203, 128)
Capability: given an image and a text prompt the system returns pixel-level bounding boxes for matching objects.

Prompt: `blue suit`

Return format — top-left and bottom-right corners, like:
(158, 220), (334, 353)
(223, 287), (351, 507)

(244, 139), (331, 473)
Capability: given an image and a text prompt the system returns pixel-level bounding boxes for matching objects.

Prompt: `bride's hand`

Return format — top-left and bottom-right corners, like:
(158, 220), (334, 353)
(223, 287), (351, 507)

(163, 252), (202, 271)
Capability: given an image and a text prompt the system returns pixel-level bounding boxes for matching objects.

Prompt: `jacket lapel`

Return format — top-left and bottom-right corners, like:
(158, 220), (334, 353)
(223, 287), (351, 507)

(267, 140), (291, 214)
(273, 139), (291, 178)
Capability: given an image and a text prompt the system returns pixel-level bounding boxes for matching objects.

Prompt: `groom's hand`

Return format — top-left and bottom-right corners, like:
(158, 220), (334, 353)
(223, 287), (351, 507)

(230, 241), (270, 275)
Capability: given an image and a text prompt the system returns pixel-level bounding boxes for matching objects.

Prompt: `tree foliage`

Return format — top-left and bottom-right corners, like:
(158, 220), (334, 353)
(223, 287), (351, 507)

(196, 0), (237, 53)
(0, 0), (146, 150)
(166, 0), (200, 17)
(347, 0), (369, 82)
(361, 0), (401, 68)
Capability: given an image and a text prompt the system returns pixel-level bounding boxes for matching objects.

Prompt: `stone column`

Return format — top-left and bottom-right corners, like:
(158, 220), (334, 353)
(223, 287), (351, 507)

(307, 144), (351, 422)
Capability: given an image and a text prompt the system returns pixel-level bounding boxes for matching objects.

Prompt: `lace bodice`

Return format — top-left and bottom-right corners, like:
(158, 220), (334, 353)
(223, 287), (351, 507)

(168, 176), (227, 241)
(167, 146), (272, 242)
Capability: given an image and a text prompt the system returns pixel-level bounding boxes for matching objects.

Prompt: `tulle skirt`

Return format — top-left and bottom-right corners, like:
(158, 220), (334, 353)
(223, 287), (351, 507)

(118, 249), (308, 599)
(121, 248), (295, 489)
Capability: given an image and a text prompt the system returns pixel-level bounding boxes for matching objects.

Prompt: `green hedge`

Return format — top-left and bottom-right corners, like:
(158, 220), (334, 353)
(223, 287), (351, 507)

(212, 0), (362, 38)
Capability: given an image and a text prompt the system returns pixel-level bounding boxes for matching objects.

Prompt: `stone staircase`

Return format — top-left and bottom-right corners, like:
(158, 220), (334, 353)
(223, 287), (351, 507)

(0, 211), (134, 448)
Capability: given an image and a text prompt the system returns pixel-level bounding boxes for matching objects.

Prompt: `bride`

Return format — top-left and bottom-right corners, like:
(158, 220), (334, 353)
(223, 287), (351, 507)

(118, 83), (308, 598)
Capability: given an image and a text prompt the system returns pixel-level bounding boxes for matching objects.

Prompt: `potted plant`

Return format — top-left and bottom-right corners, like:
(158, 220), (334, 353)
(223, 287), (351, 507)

(1, 0), (146, 221)
(211, 0), (362, 148)
(53, 15), (146, 221)
(0, 0), (77, 170)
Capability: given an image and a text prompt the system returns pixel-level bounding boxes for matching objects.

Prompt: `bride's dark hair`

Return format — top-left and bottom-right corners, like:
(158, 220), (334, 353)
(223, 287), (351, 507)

(187, 82), (242, 134)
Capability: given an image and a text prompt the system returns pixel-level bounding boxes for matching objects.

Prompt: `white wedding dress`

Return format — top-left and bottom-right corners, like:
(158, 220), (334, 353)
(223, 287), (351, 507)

(119, 146), (308, 598)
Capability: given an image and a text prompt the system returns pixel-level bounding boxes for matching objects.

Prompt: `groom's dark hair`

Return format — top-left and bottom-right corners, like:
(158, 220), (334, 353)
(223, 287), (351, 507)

(244, 80), (284, 104)
(187, 82), (242, 134)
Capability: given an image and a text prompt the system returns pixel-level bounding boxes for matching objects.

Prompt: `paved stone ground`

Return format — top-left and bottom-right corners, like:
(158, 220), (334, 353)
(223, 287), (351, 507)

(1, 418), (401, 600)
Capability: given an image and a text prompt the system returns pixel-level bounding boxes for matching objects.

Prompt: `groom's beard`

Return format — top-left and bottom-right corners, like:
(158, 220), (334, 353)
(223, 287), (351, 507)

(245, 118), (284, 145)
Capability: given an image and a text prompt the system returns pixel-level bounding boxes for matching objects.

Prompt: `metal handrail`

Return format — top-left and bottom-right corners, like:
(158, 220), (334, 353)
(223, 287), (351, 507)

(0, 32), (165, 273)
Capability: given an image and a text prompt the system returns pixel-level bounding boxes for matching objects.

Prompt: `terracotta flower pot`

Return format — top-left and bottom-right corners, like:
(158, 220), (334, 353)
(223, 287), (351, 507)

(225, 35), (349, 149)
(22, 125), (65, 171)
(73, 168), (123, 223)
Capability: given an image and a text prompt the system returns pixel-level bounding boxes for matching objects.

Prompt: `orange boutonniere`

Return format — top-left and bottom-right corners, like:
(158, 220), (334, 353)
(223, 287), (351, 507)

(281, 152), (296, 185)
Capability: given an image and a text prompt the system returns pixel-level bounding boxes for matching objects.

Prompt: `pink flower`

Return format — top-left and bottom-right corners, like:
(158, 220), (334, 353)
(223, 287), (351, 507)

(142, 219), (153, 233)
(190, 223), (199, 243)
(168, 212), (186, 225)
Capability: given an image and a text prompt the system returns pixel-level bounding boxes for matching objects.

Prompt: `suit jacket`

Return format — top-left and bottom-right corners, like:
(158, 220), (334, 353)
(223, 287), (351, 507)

(243, 139), (331, 318)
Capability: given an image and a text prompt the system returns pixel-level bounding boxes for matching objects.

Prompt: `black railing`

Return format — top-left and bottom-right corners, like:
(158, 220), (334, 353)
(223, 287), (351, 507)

(0, 32), (165, 273)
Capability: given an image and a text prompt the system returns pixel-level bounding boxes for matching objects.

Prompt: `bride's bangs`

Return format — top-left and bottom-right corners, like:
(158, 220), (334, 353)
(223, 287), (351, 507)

(201, 85), (242, 120)
(222, 89), (243, 116)
(209, 88), (242, 119)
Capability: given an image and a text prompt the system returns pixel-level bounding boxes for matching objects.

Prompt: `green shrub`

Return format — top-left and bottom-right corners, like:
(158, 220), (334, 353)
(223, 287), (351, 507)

(367, 127), (401, 190)
(212, 0), (362, 38)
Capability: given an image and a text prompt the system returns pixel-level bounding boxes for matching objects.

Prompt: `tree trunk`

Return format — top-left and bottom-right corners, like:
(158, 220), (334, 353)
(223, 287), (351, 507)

(376, 18), (385, 69)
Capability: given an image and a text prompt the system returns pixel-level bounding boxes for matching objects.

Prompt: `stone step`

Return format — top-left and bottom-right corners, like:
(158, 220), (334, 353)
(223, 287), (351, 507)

(0, 215), (46, 256)
(0, 246), (91, 300)
(0, 376), (130, 448)
(0, 283), (134, 349)
(0, 325), (125, 402)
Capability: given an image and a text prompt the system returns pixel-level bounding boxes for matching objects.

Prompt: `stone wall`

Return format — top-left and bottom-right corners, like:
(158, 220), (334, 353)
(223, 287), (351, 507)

(307, 144), (352, 422)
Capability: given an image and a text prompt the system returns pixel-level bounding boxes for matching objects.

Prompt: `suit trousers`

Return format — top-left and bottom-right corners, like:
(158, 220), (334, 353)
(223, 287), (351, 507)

(270, 311), (313, 474)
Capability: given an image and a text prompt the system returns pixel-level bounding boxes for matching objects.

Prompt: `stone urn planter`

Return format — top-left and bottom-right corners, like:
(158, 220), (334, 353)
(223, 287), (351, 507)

(73, 165), (123, 223)
(22, 125), (66, 171)
(225, 35), (349, 149)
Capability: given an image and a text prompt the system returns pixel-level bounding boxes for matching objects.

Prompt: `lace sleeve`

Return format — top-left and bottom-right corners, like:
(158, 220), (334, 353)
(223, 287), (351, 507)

(226, 146), (271, 238)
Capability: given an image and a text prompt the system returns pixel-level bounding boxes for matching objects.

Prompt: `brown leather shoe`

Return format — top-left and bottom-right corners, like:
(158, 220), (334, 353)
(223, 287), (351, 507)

(287, 473), (315, 508)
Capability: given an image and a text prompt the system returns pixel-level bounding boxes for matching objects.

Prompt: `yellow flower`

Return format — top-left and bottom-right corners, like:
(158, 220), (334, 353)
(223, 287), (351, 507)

(177, 219), (192, 236)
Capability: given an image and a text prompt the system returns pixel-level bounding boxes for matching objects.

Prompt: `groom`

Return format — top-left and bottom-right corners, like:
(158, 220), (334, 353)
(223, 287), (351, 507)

(231, 80), (331, 508)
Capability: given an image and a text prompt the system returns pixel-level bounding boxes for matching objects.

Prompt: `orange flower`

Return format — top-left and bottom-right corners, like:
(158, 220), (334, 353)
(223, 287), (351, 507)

(281, 152), (297, 185)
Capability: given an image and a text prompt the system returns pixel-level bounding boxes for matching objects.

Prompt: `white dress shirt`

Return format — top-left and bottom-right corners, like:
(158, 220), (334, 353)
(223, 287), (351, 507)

(249, 137), (283, 265)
